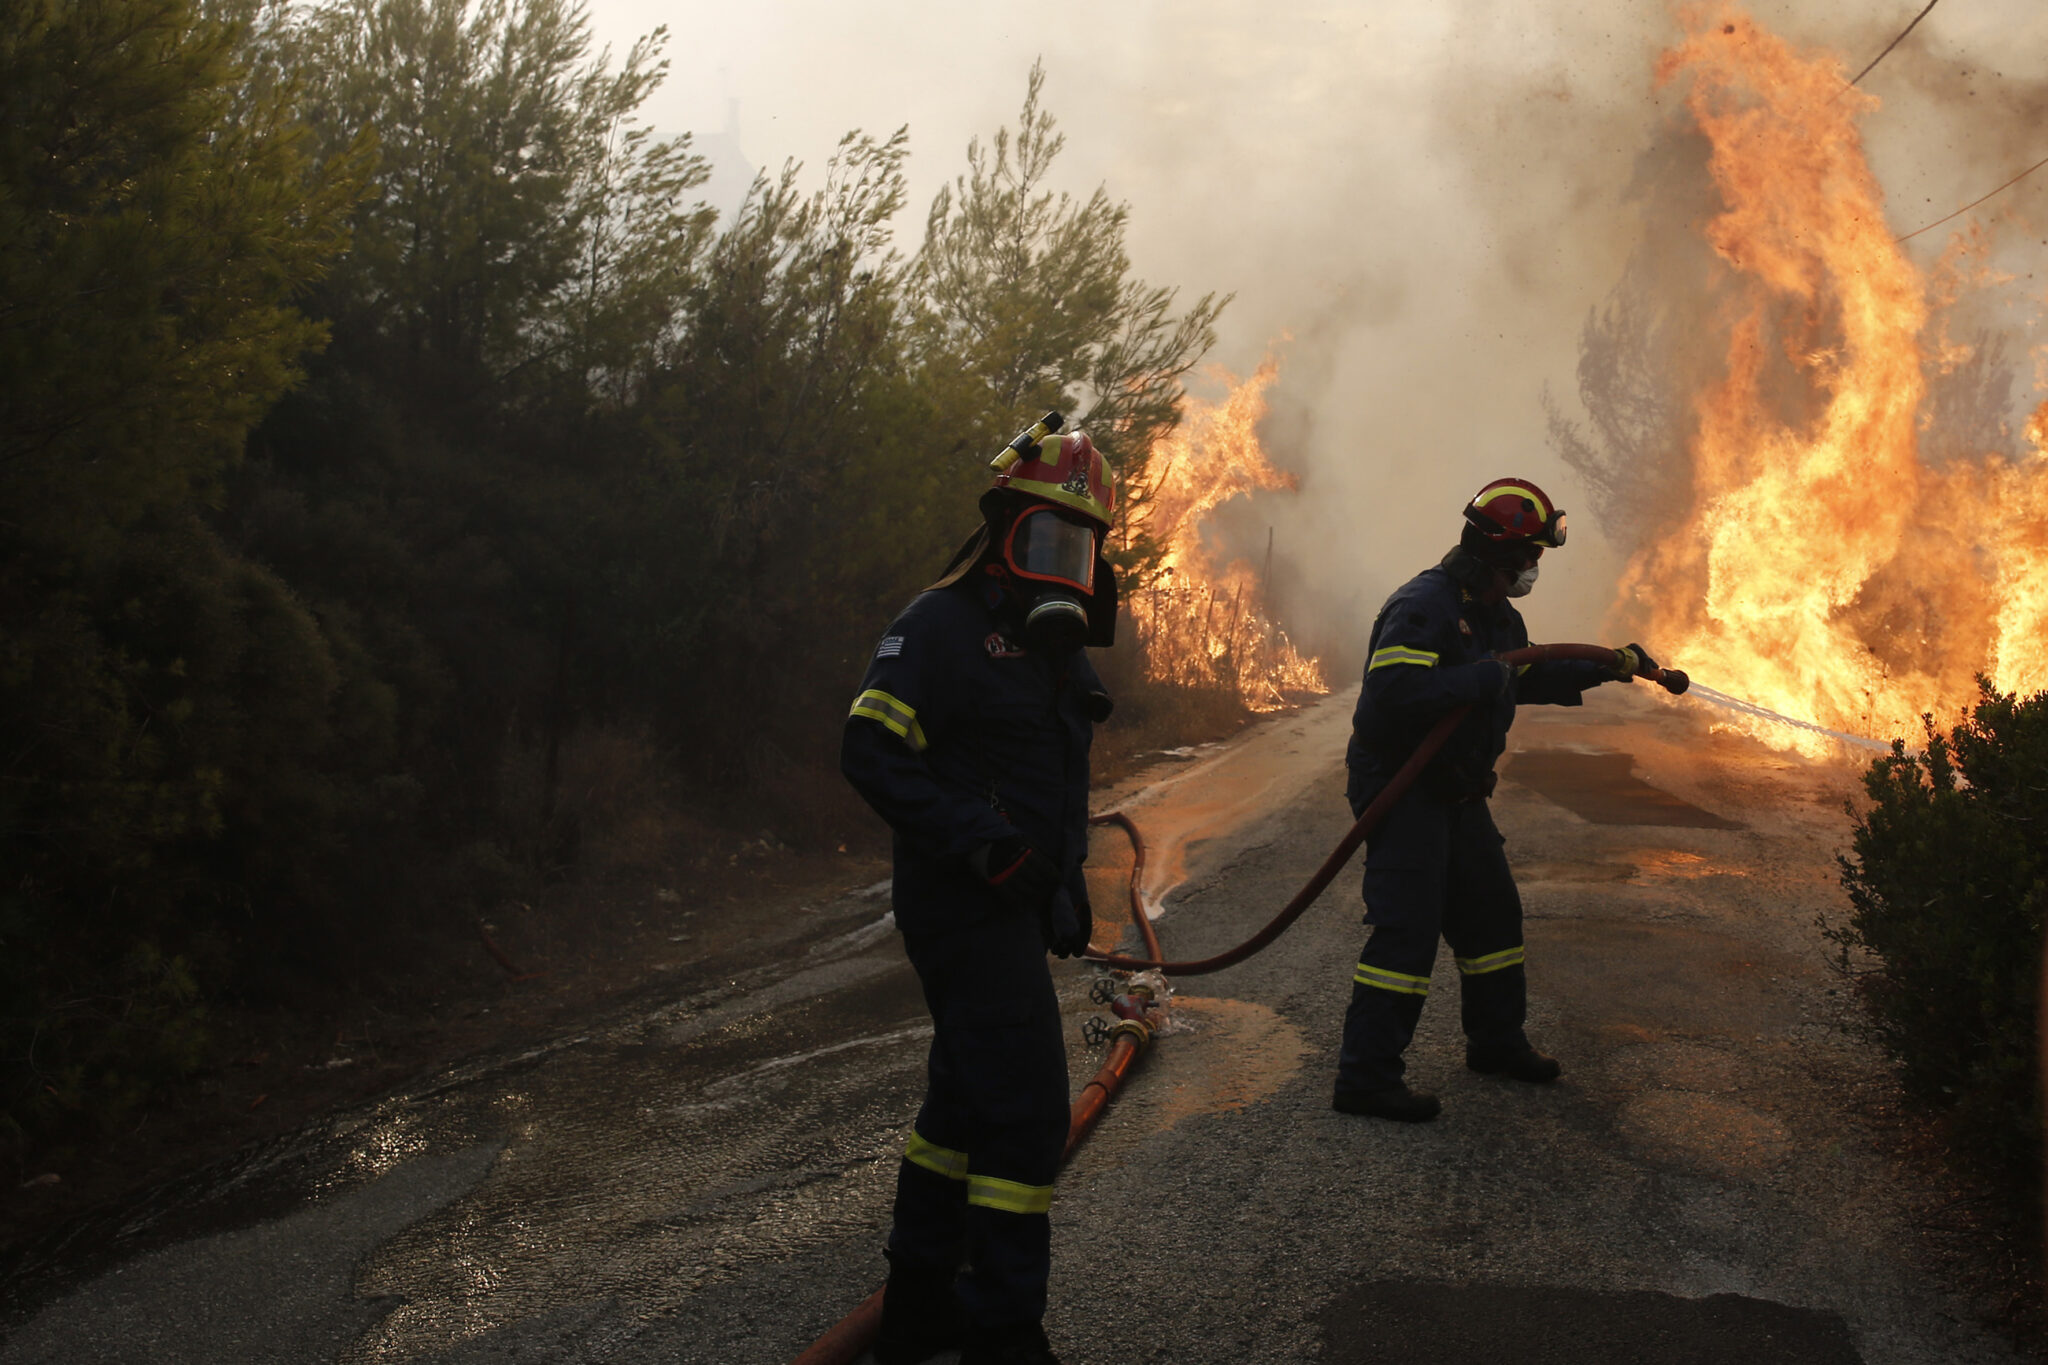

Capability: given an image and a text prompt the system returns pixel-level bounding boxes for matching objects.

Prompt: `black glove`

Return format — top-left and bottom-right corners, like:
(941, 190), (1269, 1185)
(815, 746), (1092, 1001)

(1045, 886), (1092, 959)
(1611, 642), (1658, 680)
(969, 834), (1063, 916)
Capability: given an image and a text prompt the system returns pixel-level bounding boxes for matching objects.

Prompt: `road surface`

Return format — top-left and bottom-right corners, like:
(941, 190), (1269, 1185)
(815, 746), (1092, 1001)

(0, 684), (2024, 1364)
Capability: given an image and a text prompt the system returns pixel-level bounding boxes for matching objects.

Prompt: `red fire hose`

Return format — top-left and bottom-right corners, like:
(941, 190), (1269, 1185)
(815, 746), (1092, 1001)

(791, 643), (1683, 1364)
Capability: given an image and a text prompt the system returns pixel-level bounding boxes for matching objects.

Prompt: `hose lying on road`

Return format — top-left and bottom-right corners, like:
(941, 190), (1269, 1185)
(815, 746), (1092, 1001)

(790, 643), (1683, 1364)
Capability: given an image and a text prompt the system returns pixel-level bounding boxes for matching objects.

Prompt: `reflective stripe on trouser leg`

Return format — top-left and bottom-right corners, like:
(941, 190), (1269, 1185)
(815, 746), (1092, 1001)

(889, 1123), (970, 1277)
(896, 905), (1067, 1330)
(1353, 962), (1431, 995)
(966, 1173), (1053, 1215)
(906, 1129), (970, 1180)
(1454, 946), (1523, 976)
(1441, 800), (1528, 1050)
(1458, 960), (1528, 1051)
(1336, 924), (1437, 1093)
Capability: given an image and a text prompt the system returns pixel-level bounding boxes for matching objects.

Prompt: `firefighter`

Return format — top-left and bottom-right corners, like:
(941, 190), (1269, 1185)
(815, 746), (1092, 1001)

(840, 425), (1118, 1365)
(1334, 477), (1655, 1122)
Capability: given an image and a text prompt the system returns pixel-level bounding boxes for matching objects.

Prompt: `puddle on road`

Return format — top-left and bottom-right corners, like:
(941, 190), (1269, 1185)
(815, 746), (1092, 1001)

(1505, 750), (1743, 829)
(1617, 1091), (1793, 1179)
(1069, 998), (1307, 1173)
(1629, 848), (1750, 883)
(1516, 848), (1750, 888)
(1601, 1041), (1753, 1095)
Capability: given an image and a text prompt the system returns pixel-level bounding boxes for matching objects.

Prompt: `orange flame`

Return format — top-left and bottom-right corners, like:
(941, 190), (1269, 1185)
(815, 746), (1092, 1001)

(1619, 6), (2048, 754)
(1127, 356), (1328, 711)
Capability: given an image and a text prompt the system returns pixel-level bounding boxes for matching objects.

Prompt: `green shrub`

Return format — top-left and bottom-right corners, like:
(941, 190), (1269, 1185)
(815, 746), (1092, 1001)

(1831, 679), (2048, 1195)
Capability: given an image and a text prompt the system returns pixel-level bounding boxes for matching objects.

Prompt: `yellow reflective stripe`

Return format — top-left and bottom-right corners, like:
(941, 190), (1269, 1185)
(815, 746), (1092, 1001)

(850, 689), (929, 752)
(905, 1130), (968, 1181)
(1485, 483), (1551, 519)
(1515, 663), (1532, 676)
(1456, 946), (1525, 976)
(1369, 645), (1439, 672)
(1353, 962), (1431, 995)
(966, 1174), (1054, 1215)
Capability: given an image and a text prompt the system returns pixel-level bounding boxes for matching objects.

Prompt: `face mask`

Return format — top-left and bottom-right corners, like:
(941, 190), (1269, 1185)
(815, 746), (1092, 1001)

(1002, 507), (1099, 652)
(1507, 562), (1539, 598)
(1022, 595), (1090, 653)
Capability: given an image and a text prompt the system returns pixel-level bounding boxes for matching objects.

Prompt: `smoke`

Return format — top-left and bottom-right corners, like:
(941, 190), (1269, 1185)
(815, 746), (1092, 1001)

(589, 0), (2048, 680)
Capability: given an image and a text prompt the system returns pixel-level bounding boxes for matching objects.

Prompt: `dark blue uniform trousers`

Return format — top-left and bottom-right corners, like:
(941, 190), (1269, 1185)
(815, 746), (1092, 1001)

(889, 906), (1068, 1328)
(1336, 790), (1530, 1094)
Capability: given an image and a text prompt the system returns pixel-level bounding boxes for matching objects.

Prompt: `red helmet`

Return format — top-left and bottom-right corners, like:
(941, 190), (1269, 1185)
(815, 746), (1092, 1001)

(996, 431), (1116, 530)
(1463, 477), (1566, 548)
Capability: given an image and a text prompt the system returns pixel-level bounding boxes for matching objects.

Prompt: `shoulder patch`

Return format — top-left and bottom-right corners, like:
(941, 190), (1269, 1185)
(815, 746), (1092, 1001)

(983, 631), (1026, 659)
(875, 635), (905, 660)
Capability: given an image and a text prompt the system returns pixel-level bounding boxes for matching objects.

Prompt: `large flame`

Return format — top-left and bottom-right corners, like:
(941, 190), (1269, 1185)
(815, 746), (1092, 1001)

(1620, 6), (2048, 754)
(1127, 357), (1328, 711)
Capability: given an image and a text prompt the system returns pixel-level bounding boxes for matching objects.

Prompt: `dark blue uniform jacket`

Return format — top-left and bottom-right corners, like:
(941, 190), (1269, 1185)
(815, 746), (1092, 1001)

(1345, 549), (1608, 811)
(842, 580), (1104, 939)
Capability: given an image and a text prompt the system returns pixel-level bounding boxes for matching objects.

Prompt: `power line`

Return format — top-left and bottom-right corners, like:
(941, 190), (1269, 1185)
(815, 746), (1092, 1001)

(1832, 0), (2043, 245)
(1847, 0), (1941, 87)
(1896, 151), (2048, 243)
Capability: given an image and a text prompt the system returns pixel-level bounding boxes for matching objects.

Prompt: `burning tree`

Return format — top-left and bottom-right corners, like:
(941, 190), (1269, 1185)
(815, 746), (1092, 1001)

(1121, 358), (1328, 712)
(1556, 5), (2048, 753)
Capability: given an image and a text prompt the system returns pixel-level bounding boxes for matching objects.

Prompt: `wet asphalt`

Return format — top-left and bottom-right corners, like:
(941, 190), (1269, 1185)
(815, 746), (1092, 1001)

(0, 685), (2029, 1364)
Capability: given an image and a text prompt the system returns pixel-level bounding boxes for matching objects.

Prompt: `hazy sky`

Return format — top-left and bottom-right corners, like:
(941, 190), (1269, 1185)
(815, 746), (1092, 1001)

(581, 0), (2048, 663)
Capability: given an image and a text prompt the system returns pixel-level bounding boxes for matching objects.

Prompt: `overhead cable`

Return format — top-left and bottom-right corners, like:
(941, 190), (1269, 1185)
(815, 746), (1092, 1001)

(1846, 0), (1942, 88)
(1896, 151), (2048, 243)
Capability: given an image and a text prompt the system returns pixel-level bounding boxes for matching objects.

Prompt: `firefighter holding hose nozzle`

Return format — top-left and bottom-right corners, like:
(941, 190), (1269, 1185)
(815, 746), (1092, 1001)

(1334, 478), (1659, 1123)
(840, 415), (1117, 1365)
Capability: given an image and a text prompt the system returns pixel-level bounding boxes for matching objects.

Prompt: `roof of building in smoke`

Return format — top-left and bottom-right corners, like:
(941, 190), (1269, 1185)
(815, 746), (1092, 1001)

(692, 99), (757, 228)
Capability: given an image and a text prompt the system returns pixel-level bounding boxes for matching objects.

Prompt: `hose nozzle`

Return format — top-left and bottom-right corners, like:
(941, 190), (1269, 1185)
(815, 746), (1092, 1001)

(1656, 668), (1689, 696)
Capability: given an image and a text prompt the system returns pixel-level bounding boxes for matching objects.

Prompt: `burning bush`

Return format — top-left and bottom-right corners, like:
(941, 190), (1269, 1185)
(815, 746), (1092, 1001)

(1831, 681), (2048, 1201)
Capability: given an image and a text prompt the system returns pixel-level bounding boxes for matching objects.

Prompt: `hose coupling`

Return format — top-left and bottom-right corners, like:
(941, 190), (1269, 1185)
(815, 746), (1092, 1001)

(1109, 1017), (1154, 1051)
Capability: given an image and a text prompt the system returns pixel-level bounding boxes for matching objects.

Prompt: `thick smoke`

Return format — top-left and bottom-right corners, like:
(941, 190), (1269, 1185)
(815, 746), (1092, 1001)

(594, 0), (2048, 680)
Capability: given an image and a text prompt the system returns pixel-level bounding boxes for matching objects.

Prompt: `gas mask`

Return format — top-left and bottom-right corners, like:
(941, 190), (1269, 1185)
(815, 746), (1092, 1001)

(1002, 505), (1100, 653)
(1507, 561), (1540, 598)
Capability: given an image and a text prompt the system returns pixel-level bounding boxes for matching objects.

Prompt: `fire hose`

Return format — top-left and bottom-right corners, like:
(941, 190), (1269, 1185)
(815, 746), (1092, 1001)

(791, 643), (1684, 1364)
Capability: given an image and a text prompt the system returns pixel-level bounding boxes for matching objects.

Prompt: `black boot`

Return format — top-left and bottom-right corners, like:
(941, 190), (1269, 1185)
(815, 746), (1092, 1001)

(958, 1320), (1061, 1365)
(1465, 1042), (1561, 1083)
(1332, 1082), (1441, 1122)
(872, 1263), (964, 1365)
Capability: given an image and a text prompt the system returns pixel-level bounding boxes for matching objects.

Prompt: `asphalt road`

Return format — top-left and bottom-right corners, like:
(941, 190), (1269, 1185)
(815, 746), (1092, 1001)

(0, 684), (2027, 1365)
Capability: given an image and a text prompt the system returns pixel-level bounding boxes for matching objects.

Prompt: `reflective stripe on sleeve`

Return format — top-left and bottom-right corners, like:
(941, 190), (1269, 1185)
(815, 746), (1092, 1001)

(905, 1130), (969, 1181)
(1368, 645), (1440, 672)
(966, 1173), (1054, 1215)
(1353, 962), (1431, 996)
(1455, 946), (1525, 976)
(850, 688), (929, 752)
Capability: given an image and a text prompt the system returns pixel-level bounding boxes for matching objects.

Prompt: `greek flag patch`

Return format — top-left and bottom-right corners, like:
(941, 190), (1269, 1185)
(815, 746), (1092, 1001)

(875, 636), (905, 660)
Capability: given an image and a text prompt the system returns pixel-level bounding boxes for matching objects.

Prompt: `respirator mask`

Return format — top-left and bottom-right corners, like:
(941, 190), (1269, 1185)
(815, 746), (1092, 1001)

(1507, 561), (1540, 598)
(1002, 506), (1099, 653)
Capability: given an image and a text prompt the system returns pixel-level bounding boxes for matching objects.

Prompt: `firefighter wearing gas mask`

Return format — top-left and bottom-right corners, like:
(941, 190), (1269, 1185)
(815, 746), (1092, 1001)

(840, 417), (1117, 1365)
(1334, 477), (1656, 1123)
